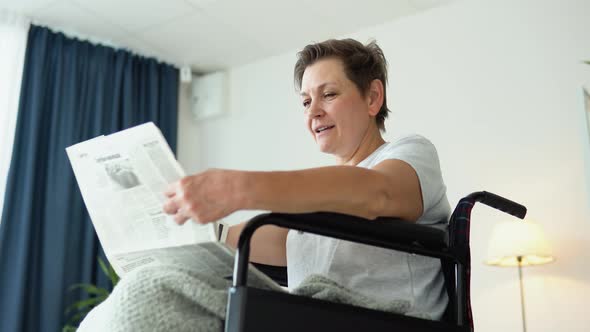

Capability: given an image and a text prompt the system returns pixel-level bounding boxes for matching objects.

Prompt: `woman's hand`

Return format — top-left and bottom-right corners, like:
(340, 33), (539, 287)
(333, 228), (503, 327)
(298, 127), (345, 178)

(162, 169), (245, 225)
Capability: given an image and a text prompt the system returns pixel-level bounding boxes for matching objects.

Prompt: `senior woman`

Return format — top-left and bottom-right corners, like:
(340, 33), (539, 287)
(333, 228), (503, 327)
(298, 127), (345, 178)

(79, 38), (450, 331)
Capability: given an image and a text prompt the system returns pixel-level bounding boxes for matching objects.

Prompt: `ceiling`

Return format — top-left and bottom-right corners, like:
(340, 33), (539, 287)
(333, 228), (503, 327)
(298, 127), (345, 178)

(1, 0), (451, 72)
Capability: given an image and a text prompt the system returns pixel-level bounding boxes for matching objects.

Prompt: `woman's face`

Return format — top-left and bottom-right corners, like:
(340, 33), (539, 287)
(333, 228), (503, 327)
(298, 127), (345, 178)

(300, 58), (374, 160)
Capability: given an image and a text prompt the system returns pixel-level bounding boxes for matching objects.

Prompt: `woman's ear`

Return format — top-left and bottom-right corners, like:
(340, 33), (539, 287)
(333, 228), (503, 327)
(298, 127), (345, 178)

(367, 79), (384, 117)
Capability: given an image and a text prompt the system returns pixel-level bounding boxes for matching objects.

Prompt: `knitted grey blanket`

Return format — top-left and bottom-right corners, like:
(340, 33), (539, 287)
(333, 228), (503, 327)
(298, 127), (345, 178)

(78, 243), (420, 332)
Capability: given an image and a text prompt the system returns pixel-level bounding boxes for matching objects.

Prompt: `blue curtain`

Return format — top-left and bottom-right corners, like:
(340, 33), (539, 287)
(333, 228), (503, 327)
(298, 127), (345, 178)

(0, 25), (179, 332)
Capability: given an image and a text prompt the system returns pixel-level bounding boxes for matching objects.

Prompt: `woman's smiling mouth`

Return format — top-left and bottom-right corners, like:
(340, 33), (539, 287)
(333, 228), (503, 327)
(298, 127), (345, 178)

(315, 125), (335, 136)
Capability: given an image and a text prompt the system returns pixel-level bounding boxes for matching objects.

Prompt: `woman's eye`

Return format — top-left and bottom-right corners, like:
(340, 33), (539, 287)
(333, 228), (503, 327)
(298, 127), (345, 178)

(324, 93), (336, 98)
(302, 100), (310, 108)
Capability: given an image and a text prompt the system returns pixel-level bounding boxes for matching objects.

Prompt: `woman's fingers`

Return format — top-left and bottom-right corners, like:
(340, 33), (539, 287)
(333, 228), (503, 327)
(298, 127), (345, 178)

(164, 182), (178, 198)
(163, 180), (192, 224)
(173, 209), (190, 225)
(162, 199), (179, 215)
(162, 171), (238, 226)
(163, 198), (191, 225)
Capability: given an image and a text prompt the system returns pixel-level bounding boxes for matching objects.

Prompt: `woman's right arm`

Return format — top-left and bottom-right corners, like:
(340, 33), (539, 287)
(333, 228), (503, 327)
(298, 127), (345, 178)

(225, 223), (289, 267)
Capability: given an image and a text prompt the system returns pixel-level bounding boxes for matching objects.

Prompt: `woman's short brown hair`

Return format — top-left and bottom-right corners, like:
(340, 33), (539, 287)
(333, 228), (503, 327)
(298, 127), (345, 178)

(294, 38), (390, 132)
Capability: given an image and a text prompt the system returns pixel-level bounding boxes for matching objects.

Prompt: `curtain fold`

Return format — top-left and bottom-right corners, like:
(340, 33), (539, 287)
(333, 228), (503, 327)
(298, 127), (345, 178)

(0, 11), (30, 223)
(0, 25), (179, 332)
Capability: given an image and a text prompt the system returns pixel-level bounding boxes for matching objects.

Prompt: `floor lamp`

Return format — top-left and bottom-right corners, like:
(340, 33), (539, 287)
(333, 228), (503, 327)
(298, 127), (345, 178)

(485, 220), (554, 332)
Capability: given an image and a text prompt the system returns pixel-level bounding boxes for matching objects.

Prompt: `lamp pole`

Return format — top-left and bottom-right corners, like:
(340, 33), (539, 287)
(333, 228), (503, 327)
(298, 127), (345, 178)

(517, 256), (527, 332)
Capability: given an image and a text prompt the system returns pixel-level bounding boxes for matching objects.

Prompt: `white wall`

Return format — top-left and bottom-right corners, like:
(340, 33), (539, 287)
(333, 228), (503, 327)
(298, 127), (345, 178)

(177, 0), (590, 330)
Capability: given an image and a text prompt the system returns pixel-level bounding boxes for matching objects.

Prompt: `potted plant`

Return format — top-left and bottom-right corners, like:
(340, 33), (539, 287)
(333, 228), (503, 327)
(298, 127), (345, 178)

(62, 257), (119, 331)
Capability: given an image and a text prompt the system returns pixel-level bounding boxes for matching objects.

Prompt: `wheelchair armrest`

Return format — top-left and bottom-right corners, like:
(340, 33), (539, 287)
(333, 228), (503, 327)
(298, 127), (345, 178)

(233, 212), (450, 287)
(276, 212), (448, 250)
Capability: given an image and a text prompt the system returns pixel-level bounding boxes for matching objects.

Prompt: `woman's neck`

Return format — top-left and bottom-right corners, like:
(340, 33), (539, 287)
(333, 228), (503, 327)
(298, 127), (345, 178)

(339, 126), (386, 166)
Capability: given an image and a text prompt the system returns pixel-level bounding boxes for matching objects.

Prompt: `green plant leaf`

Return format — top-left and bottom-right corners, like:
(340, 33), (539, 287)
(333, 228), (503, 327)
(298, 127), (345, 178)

(98, 256), (120, 286)
(97, 256), (110, 277)
(65, 307), (91, 325)
(62, 325), (78, 332)
(68, 283), (109, 296)
(108, 266), (120, 286)
(65, 296), (106, 314)
(65, 308), (92, 327)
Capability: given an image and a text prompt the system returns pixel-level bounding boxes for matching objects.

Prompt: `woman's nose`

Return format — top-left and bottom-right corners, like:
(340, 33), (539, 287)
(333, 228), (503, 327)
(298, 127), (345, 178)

(307, 101), (324, 118)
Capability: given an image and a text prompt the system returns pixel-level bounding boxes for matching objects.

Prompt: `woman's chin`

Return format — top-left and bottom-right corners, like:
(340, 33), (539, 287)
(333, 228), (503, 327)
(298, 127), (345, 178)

(317, 142), (336, 154)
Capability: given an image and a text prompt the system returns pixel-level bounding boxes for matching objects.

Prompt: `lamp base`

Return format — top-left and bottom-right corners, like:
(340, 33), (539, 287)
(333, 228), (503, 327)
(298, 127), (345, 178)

(517, 257), (527, 332)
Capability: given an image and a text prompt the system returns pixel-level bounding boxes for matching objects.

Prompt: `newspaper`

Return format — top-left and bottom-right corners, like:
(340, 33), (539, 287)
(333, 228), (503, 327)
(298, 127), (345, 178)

(66, 122), (221, 277)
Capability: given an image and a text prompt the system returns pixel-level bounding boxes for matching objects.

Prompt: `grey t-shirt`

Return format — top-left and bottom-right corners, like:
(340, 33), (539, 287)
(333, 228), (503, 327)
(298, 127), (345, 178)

(286, 135), (451, 319)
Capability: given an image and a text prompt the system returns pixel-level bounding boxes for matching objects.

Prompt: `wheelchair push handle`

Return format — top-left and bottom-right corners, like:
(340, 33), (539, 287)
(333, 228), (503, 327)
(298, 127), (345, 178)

(468, 191), (527, 219)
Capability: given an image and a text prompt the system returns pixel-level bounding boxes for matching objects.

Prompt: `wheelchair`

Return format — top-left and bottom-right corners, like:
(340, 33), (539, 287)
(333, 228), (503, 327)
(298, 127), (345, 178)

(225, 191), (527, 332)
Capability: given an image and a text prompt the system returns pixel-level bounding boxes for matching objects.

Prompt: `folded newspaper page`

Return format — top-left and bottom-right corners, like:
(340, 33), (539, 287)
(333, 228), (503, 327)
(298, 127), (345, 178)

(66, 122), (219, 276)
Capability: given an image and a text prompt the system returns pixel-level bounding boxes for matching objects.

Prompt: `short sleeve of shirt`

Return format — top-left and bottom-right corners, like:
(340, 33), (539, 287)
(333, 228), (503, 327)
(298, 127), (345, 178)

(357, 135), (450, 225)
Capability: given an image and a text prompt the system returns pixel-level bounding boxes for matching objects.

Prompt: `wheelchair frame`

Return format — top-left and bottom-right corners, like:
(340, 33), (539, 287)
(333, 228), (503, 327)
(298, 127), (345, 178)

(225, 191), (527, 332)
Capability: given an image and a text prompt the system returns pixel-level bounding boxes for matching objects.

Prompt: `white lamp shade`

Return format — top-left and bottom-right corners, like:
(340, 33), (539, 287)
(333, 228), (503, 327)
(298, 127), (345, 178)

(485, 220), (554, 267)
